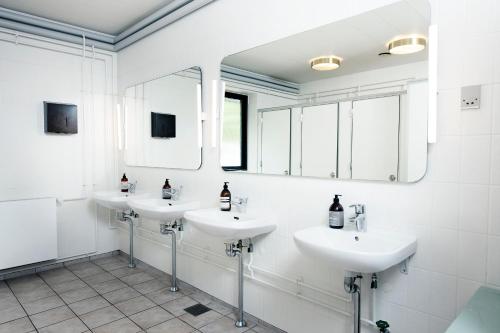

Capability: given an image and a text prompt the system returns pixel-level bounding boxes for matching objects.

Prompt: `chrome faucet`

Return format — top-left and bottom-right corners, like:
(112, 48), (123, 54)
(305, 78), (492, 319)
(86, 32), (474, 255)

(128, 181), (137, 194)
(349, 204), (366, 232)
(232, 196), (248, 213)
(164, 186), (183, 201)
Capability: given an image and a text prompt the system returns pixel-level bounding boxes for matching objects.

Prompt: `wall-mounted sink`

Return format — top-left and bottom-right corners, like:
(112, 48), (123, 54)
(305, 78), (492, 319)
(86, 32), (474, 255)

(94, 191), (145, 210)
(294, 226), (417, 273)
(184, 208), (276, 241)
(128, 197), (199, 221)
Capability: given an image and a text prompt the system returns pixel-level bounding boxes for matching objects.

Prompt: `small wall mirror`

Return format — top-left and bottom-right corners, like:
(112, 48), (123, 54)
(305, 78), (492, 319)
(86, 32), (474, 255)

(124, 67), (202, 169)
(220, 0), (430, 182)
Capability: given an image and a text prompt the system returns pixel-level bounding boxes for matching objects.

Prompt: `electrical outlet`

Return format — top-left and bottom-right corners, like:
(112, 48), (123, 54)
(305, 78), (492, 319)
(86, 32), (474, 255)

(461, 85), (481, 110)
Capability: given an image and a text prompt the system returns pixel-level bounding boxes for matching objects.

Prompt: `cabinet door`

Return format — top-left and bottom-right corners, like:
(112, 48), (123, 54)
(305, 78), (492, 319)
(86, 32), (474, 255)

(301, 104), (338, 178)
(57, 200), (97, 259)
(260, 109), (291, 175)
(351, 96), (400, 181)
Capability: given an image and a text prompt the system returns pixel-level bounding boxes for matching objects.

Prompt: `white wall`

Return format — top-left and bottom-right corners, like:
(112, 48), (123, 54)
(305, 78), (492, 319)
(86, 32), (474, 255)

(0, 29), (119, 261)
(115, 0), (500, 332)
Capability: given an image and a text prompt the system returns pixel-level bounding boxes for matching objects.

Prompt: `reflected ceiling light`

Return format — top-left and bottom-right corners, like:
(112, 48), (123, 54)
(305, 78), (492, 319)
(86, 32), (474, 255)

(310, 55), (342, 71)
(387, 35), (427, 55)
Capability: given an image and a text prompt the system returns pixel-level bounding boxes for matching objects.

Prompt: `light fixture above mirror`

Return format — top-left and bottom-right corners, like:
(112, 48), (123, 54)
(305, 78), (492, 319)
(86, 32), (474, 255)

(310, 55), (343, 71)
(387, 35), (427, 55)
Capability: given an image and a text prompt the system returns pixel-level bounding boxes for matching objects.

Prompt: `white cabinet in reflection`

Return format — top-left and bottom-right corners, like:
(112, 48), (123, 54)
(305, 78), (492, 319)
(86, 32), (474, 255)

(301, 104), (338, 178)
(259, 109), (291, 175)
(351, 96), (400, 181)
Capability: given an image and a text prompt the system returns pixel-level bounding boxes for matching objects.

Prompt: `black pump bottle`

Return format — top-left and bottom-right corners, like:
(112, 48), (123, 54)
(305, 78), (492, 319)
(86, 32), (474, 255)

(329, 194), (344, 229)
(220, 182), (231, 211)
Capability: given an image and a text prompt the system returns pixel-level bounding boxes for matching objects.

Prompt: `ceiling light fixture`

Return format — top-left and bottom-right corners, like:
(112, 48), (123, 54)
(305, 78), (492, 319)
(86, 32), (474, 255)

(387, 35), (427, 55)
(310, 55), (342, 71)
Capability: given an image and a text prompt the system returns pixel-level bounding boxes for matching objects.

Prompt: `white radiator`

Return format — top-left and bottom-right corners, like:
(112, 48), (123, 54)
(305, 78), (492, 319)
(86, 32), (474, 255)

(0, 198), (57, 270)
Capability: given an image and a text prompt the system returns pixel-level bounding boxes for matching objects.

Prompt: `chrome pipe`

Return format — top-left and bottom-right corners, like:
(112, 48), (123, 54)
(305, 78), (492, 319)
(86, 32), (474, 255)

(235, 246), (246, 327)
(160, 225), (179, 292)
(169, 229), (178, 292)
(344, 275), (361, 333)
(353, 287), (361, 333)
(128, 218), (136, 268)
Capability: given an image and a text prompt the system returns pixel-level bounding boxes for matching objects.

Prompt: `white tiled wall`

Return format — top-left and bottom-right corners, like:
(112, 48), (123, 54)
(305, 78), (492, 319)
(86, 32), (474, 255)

(115, 0), (500, 332)
(0, 31), (119, 260)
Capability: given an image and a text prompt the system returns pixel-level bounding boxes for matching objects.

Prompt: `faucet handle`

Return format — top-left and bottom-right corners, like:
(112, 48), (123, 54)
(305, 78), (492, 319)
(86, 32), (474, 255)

(349, 204), (365, 215)
(233, 196), (248, 204)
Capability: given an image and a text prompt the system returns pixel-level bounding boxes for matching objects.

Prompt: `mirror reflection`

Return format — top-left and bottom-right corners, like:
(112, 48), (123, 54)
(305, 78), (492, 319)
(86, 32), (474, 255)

(220, 0), (430, 182)
(124, 67), (202, 169)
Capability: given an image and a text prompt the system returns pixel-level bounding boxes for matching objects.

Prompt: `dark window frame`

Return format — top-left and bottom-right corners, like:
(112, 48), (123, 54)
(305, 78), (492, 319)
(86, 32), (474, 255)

(222, 91), (248, 171)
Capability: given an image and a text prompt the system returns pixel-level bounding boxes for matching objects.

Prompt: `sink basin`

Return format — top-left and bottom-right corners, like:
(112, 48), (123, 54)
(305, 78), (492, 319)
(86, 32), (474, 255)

(94, 191), (145, 210)
(128, 197), (200, 221)
(294, 226), (417, 273)
(184, 208), (276, 241)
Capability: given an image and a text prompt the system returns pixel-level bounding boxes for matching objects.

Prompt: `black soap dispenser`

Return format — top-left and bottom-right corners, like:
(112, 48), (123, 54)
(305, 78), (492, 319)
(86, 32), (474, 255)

(121, 173), (129, 193)
(329, 194), (344, 229)
(220, 182), (231, 211)
(162, 179), (172, 199)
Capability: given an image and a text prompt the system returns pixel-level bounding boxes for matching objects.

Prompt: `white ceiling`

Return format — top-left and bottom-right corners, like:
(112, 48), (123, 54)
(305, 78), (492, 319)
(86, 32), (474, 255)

(0, 0), (176, 35)
(223, 0), (430, 84)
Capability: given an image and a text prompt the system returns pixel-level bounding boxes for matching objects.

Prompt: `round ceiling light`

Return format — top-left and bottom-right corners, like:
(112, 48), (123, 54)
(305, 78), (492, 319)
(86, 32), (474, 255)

(310, 55), (342, 71)
(387, 35), (427, 55)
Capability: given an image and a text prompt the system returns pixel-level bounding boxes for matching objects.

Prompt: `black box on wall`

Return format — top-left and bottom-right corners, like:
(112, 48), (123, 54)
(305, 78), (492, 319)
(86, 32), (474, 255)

(44, 102), (78, 134)
(151, 112), (176, 138)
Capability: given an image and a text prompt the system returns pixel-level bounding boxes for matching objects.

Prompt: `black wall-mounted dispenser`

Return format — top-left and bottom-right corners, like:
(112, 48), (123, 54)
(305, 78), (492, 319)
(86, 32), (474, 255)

(151, 112), (176, 138)
(44, 102), (78, 134)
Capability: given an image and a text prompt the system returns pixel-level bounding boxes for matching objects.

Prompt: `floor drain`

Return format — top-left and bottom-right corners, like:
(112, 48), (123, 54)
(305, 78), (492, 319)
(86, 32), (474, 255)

(184, 303), (211, 316)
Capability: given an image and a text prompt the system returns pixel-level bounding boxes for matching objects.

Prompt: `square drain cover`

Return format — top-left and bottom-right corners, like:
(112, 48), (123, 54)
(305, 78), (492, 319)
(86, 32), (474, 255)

(184, 303), (211, 316)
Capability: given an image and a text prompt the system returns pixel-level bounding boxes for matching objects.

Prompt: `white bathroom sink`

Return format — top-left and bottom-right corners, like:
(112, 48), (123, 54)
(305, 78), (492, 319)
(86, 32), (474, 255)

(293, 226), (417, 273)
(127, 197), (200, 221)
(93, 191), (144, 210)
(184, 208), (276, 241)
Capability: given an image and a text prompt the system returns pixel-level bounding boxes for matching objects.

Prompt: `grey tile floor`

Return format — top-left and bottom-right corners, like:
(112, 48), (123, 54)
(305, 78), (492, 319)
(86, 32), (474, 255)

(0, 254), (284, 333)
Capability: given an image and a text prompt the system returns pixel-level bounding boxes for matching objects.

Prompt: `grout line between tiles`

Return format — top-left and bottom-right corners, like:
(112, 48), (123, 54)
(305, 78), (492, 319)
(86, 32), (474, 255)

(4, 279), (39, 332)
(37, 273), (94, 332)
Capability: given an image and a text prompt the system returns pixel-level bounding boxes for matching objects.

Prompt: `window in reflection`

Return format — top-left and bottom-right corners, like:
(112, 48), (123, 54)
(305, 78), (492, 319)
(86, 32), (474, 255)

(221, 92), (248, 170)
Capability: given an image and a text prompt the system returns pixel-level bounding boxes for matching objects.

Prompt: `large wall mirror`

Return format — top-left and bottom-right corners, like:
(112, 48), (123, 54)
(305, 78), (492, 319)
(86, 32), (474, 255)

(220, 0), (430, 182)
(124, 67), (202, 169)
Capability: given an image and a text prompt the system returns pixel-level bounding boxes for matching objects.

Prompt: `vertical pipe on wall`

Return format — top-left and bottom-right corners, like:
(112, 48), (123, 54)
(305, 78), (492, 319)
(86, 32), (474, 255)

(80, 33), (87, 195)
(90, 44), (96, 189)
(236, 248), (246, 327)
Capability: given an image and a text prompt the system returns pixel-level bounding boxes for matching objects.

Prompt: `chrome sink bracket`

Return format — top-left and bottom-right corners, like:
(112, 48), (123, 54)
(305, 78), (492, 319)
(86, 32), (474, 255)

(121, 210), (139, 268)
(160, 219), (183, 292)
(224, 239), (252, 328)
(400, 257), (410, 275)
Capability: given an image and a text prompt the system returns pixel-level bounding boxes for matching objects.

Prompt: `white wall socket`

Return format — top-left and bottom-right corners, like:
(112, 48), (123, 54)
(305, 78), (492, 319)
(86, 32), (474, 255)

(461, 85), (481, 110)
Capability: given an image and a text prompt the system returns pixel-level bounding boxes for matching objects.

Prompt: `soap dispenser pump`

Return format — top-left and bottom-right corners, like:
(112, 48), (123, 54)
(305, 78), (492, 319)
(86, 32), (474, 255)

(329, 194), (344, 229)
(220, 182), (231, 211)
